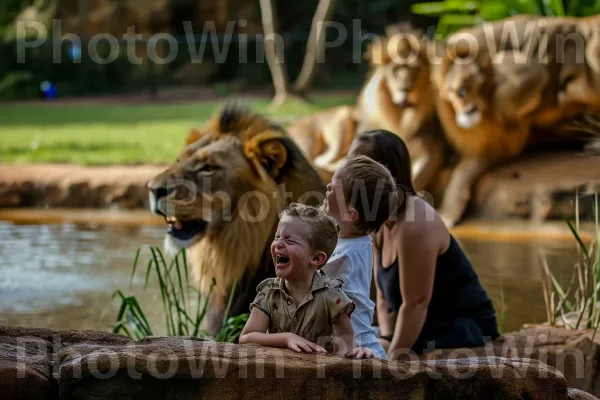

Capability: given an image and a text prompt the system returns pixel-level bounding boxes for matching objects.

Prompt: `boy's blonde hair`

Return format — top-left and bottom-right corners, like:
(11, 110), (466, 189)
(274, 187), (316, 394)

(279, 203), (339, 261)
(337, 154), (400, 234)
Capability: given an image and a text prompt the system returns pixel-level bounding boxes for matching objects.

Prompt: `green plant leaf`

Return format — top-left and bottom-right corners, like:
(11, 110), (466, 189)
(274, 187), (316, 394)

(0, 71), (34, 95)
(550, 274), (573, 312)
(412, 0), (479, 15)
(555, 204), (592, 266)
(130, 246), (142, 287)
(549, 0), (566, 15)
(111, 246), (247, 343)
(566, 0), (580, 14)
(435, 14), (484, 37)
(479, 2), (510, 19)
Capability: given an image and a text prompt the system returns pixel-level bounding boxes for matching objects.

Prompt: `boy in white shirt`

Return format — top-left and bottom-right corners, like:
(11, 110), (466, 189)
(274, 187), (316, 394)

(321, 154), (400, 360)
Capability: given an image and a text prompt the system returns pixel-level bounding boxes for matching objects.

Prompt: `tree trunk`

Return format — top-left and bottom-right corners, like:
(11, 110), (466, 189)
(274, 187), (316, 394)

(78, 0), (88, 38)
(292, 0), (337, 95)
(258, 0), (336, 109)
(258, 0), (293, 106)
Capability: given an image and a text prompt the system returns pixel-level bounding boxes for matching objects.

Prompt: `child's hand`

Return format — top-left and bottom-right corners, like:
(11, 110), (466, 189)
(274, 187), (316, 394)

(345, 347), (377, 359)
(286, 334), (327, 353)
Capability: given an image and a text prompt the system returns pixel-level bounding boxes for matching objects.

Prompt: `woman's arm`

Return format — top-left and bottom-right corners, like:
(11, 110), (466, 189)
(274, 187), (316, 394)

(386, 227), (437, 360)
(372, 241), (397, 340)
(239, 308), (326, 353)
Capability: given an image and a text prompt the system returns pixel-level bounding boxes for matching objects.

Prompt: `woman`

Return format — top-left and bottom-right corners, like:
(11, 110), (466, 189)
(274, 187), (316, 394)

(347, 129), (499, 361)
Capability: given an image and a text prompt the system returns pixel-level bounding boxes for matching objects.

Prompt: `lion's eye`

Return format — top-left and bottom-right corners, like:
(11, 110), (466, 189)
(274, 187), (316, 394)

(457, 87), (467, 98)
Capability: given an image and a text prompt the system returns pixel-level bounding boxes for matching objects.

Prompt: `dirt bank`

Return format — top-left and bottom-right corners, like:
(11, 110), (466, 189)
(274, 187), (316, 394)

(0, 163), (165, 209)
(1, 150), (600, 222)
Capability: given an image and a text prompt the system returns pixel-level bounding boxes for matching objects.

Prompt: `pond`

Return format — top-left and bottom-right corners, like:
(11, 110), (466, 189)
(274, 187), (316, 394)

(0, 209), (591, 336)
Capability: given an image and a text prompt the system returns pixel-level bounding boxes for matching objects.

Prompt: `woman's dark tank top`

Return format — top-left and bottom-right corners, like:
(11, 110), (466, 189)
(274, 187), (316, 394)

(377, 234), (496, 329)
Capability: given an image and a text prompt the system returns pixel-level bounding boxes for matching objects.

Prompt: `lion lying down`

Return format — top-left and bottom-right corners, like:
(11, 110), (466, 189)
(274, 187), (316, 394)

(430, 14), (600, 227)
(286, 24), (451, 194)
(147, 102), (326, 336)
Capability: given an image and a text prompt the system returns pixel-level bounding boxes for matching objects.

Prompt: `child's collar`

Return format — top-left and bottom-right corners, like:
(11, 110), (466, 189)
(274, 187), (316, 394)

(275, 270), (342, 295)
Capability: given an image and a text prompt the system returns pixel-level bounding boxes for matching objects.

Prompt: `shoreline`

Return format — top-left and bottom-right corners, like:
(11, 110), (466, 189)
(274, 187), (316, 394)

(0, 207), (595, 243)
(1, 147), (600, 238)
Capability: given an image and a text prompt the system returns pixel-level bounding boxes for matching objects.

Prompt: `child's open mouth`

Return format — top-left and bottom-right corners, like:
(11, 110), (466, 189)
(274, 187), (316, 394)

(276, 255), (290, 265)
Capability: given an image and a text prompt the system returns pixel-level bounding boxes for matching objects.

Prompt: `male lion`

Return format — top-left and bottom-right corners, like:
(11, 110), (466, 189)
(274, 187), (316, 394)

(286, 24), (450, 192)
(431, 15), (600, 227)
(147, 102), (325, 336)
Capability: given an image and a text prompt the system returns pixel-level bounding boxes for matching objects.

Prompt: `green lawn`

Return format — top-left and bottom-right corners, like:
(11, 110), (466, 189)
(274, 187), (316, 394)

(0, 94), (354, 165)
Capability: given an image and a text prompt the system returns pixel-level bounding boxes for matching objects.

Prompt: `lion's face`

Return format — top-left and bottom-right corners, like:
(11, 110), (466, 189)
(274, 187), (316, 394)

(368, 32), (431, 109)
(148, 134), (247, 250)
(441, 61), (488, 129)
(383, 58), (426, 108)
(147, 105), (294, 253)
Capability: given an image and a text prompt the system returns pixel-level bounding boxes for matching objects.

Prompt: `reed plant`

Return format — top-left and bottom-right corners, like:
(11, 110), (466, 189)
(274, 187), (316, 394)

(110, 245), (248, 342)
(538, 191), (600, 340)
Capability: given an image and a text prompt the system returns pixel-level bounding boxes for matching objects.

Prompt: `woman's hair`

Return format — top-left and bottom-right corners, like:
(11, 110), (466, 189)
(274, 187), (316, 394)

(349, 129), (416, 214)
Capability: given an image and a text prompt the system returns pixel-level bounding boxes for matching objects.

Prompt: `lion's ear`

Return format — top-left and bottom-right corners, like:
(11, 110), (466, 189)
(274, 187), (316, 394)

(244, 132), (288, 180)
(185, 128), (202, 146)
(366, 37), (390, 65)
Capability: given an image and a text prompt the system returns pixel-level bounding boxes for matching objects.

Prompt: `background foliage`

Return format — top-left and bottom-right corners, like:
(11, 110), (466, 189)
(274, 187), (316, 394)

(0, 0), (433, 101)
(1, 0), (599, 100)
(412, 0), (600, 38)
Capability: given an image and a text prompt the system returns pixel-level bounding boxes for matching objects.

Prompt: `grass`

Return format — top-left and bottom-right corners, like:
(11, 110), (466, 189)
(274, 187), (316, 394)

(112, 245), (247, 342)
(0, 93), (354, 165)
(539, 190), (600, 339)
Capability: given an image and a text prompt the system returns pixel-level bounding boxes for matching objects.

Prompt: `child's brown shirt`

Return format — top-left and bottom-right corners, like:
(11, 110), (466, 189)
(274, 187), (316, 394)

(250, 270), (355, 351)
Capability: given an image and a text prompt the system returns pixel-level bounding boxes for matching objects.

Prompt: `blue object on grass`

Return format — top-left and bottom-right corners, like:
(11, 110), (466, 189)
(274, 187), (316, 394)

(40, 81), (58, 99)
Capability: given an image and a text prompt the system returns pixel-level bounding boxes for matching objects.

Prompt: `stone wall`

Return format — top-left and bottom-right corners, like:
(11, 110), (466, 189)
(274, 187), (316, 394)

(0, 324), (598, 399)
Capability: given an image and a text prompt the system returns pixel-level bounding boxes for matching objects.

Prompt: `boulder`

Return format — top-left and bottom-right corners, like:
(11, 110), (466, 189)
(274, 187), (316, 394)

(468, 151), (600, 222)
(0, 325), (598, 400)
(571, 389), (600, 400)
(418, 327), (600, 396)
(0, 335), (54, 400)
(56, 337), (574, 400)
(0, 326), (133, 400)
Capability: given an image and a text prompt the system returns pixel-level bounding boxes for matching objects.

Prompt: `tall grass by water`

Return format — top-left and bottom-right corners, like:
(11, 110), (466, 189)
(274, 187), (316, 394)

(539, 191), (600, 339)
(111, 245), (247, 342)
(109, 192), (599, 343)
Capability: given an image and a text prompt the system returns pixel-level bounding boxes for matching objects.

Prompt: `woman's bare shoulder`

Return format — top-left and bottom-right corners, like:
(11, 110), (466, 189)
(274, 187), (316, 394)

(397, 196), (449, 252)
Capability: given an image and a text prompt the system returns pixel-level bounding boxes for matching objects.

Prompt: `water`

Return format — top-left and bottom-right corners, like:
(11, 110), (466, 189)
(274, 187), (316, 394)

(0, 219), (167, 333)
(0, 214), (587, 335)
